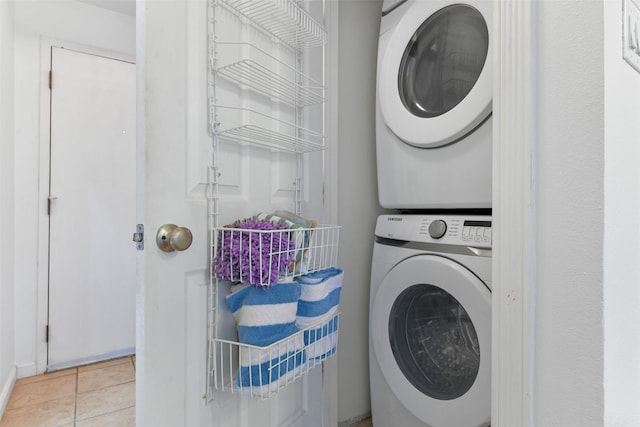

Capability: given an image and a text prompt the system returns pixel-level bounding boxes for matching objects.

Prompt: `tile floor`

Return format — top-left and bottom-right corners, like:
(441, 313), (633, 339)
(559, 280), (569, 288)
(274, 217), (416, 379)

(1, 356), (370, 427)
(0, 356), (135, 427)
(352, 417), (373, 427)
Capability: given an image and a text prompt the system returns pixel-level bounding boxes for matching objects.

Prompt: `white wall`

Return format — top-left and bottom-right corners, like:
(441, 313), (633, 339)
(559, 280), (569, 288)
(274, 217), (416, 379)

(535, 1), (605, 425)
(13, 0), (134, 376)
(0, 0), (17, 414)
(336, 0), (385, 423)
(603, 0), (640, 425)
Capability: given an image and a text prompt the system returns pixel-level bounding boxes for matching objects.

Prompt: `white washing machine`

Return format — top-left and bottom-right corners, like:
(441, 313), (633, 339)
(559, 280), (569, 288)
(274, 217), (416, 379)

(369, 214), (491, 427)
(376, 0), (493, 209)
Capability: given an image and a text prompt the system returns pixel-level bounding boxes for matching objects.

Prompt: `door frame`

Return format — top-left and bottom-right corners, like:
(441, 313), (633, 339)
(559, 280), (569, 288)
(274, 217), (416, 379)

(323, 0), (339, 424)
(492, 1), (536, 425)
(35, 38), (136, 374)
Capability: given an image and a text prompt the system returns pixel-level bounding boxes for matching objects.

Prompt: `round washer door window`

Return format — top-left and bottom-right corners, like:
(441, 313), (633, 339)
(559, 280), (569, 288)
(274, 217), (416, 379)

(371, 254), (491, 426)
(398, 4), (489, 118)
(389, 284), (480, 400)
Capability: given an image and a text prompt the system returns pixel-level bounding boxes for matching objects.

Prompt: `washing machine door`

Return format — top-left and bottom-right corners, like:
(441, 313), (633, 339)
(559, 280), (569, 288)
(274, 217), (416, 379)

(371, 254), (491, 427)
(378, 0), (492, 148)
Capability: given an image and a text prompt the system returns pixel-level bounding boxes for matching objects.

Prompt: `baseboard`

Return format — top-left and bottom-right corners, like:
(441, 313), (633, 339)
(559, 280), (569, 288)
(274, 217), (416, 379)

(47, 347), (135, 372)
(16, 362), (37, 379)
(0, 366), (17, 419)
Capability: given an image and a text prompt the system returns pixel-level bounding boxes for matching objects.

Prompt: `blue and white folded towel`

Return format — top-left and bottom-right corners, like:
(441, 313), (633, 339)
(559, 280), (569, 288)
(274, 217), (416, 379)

(226, 281), (301, 346)
(304, 314), (339, 361)
(236, 336), (306, 396)
(296, 267), (343, 360)
(226, 281), (305, 394)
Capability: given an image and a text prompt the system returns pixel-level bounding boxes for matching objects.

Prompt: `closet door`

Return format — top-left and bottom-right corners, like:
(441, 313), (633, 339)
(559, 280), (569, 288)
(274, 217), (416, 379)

(138, 0), (329, 426)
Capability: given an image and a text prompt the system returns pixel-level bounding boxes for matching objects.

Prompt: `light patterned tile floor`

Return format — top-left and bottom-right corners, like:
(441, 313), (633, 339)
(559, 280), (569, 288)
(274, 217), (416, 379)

(352, 417), (373, 427)
(0, 356), (135, 427)
(2, 359), (366, 427)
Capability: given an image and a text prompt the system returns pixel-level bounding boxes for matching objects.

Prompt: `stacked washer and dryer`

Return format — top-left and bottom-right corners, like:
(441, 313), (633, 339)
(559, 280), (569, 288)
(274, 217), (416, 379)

(369, 0), (493, 426)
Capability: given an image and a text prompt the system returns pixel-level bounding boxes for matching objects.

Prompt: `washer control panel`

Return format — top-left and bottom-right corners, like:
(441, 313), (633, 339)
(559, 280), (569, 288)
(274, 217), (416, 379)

(375, 215), (492, 248)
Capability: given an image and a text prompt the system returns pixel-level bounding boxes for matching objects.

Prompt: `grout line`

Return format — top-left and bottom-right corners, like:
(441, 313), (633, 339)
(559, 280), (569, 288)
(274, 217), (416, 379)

(77, 357), (132, 374)
(73, 404), (136, 426)
(72, 382), (136, 425)
(73, 368), (79, 427)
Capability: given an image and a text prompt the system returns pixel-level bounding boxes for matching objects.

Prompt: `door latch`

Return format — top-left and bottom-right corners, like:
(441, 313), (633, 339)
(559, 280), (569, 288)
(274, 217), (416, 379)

(133, 224), (144, 250)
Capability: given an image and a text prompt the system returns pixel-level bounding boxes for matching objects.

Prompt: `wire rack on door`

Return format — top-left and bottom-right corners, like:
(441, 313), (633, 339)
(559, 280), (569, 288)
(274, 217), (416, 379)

(205, 0), (340, 401)
(213, 313), (340, 399)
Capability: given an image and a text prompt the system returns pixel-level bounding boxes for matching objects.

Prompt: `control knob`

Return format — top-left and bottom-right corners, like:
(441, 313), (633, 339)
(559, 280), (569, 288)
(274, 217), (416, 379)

(428, 219), (447, 239)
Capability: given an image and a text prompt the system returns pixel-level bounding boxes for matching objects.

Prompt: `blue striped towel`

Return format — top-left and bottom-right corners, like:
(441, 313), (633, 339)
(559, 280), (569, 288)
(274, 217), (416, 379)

(236, 337), (306, 396)
(226, 281), (305, 393)
(226, 281), (301, 346)
(296, 267), (343, 360)
(304, 315), (339, 361)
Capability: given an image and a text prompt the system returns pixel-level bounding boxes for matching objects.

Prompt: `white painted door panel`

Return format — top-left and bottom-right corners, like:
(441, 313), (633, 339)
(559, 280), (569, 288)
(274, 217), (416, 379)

(139, 1), (326, 426)
(48, 47), (136, 369)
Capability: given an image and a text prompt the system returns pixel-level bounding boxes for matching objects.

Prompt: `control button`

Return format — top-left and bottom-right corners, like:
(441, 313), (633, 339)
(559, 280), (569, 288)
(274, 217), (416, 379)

(464, 227), (472, 241)
(462, 226), (470, 241)
(428, 219), (447, 239)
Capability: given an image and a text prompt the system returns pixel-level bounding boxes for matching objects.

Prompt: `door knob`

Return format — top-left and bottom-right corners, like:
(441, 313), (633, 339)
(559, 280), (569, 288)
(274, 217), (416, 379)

(156, 224), (193, 252)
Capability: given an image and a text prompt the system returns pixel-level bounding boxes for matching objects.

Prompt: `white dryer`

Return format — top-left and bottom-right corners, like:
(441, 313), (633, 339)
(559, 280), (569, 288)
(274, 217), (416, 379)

(376, 0), (493, 209)
(370, 215), (491, 427)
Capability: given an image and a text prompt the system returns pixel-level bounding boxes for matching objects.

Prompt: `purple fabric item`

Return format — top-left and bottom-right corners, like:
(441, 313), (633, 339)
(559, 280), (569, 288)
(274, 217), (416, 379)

(214, 218), (296, 287)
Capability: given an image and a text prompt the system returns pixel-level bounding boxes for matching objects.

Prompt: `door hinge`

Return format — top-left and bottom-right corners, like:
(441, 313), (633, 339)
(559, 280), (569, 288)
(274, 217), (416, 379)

(47, 196), (57, 215)
(133, 224), (144, 250)
(49, 70), (52, 90)
(46, 325), (49, 343)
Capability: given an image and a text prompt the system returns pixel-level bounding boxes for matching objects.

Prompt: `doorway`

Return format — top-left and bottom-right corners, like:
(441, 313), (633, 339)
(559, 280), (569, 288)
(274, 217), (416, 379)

(46, 46), (136, 370)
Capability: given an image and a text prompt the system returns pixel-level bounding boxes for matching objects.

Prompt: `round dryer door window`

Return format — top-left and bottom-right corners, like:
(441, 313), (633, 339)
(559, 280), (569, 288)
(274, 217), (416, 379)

(378, 0), (492, 147)
(371, 255), (491, 427)
(398, 5), (489, 119)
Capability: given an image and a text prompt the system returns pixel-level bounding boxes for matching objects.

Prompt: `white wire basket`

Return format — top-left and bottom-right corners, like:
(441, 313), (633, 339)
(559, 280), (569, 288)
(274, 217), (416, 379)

(214, 224), (340, 287)
(213, 314), (339, 399)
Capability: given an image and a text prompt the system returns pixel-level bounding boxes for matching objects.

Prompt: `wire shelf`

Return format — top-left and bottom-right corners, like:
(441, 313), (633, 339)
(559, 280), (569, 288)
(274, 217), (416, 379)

(213, 314), (339, 399)
(217, 0), (326, 49)
(220, 124), (324, 153)
(214, 224), (340, 287)
(217, 58), (325, 107)
(215, 106), (326, 153)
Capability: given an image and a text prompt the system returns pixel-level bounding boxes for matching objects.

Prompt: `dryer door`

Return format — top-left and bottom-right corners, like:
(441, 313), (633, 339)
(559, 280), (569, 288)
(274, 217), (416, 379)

(378, 0), (492, 147)
(371, 254), (491, 427)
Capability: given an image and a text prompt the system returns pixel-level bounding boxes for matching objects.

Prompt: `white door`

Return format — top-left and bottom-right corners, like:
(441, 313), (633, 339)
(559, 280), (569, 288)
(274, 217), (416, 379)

(48, 47), (136, 369)
(138, 1), (330, 426)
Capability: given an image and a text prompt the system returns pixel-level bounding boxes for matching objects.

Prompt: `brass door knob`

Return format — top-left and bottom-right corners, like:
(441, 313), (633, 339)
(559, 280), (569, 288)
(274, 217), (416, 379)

(156, 224), (193, 252)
